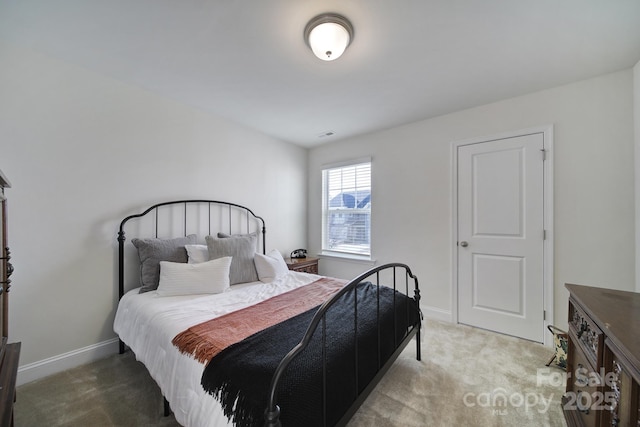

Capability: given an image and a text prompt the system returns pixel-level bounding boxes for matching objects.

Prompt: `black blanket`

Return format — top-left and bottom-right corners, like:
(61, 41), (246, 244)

(201, 281), (420, 427)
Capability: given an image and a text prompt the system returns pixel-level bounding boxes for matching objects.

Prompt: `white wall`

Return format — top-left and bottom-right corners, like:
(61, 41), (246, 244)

(635, 60), (640, 293)
(309, 69), (635, 329)
(0, 42), (308, 382)
(2, 38), (635, 384)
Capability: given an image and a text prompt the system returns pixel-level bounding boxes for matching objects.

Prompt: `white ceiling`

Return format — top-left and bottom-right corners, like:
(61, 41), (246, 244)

(1, 1), (639, 147)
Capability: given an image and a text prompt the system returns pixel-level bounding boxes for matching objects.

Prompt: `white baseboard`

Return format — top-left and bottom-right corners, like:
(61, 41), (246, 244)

(17, 338), (120, 386)
(421, 305), (453, 323)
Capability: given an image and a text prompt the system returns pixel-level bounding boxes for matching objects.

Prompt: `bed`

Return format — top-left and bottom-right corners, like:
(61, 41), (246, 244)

(113, 199), (422, 427)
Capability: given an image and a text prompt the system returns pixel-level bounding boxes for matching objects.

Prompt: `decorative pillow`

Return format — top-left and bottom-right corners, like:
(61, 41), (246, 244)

(254, 250), (289, 283)
(157, 257), (232, 296)
(132, 234), (197, 293)
(217, 232), (259, 249)
(205, 234), (258, 285)
(185, 244), (209, 264)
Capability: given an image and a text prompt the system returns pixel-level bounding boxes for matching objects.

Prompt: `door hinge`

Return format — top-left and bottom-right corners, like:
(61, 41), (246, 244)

(541, 149), (547, 161)
(543, 310), (546, 321)
(543, 229), (547, 240)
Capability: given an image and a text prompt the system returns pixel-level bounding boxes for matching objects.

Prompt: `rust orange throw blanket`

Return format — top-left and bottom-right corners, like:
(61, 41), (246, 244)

(172, 277), (347, 364)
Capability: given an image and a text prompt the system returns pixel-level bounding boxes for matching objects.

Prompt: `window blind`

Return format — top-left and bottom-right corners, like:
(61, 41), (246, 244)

(322, 160), (371, 256)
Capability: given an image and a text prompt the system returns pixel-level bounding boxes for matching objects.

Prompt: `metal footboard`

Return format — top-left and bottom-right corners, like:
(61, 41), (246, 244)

(264, 262), (421, 427)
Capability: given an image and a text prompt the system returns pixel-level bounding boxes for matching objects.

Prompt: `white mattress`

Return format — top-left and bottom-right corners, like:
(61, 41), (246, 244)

(113, 271), (322, 427)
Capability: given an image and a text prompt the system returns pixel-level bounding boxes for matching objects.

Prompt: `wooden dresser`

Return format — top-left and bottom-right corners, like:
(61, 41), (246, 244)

(0, 169), (20, 427)
(563, 283), (639, 427)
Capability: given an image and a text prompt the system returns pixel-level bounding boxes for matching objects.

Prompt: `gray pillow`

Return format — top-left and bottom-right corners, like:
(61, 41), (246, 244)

(217, 231), (257, 239)
(217, 231), (259, 250)
(206, 233), (258, 285)
(132, 234), (197, 293)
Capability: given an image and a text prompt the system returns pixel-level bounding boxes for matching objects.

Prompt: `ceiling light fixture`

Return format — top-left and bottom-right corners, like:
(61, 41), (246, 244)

(304, 13), (354, 61)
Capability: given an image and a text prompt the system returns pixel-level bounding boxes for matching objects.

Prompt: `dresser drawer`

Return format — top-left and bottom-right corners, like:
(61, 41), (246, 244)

(294, 263), (318, 274)
(285, 257), (319, 274)
(565, 339), (602, 427)
(601, 339), (640, 427)
(569, 298), (603, 369)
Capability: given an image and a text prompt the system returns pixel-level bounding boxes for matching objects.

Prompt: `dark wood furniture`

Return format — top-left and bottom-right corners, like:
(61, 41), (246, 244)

(0, 170), (11, 338)
(563, 283), (640, 427)
(285, 256), (319, 274)
(0, 169), (19, 427)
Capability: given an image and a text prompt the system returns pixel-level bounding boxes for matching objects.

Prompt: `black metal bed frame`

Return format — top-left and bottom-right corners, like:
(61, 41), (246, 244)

(115, 200), (421, 427)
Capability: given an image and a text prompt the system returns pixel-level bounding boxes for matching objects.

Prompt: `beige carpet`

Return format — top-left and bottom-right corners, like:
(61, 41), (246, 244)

(15, 319), (567, 426)
(348, 320), (566, 427)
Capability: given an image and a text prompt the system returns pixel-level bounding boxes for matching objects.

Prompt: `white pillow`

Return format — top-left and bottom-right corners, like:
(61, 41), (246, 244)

(185, 244), (209, 264)
(157, 257), (232, 296)
(254, 249), (290, 283)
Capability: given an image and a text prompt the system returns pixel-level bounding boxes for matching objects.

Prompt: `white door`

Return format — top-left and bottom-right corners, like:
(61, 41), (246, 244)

(457, 132), (545, 342)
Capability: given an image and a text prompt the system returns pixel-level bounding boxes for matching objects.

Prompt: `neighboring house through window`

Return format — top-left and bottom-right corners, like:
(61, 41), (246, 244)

(322, 159), (371, 257)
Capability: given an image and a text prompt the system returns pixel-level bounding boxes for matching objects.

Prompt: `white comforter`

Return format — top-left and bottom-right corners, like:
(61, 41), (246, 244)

(113, 271), (322, 427)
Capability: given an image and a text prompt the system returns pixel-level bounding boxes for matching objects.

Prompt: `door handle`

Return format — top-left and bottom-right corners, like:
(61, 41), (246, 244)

(460, 241), (469, 247)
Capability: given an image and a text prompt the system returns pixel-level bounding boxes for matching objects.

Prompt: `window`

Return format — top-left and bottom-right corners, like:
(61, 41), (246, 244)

(322, 159), (371, 257)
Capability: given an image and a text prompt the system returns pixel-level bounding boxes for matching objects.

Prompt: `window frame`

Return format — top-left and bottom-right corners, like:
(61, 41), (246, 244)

(321, 158), (372, 259)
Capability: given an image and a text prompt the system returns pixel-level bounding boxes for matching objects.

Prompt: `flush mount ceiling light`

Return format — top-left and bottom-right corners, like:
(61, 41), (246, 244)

(304, 13), (354, 61)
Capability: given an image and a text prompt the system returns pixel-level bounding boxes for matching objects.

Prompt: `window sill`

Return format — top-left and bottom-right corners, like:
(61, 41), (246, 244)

(318, 252), (376, 265)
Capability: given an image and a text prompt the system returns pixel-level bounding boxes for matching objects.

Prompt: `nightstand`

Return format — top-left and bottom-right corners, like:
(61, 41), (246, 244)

(285, 257), (319, 274)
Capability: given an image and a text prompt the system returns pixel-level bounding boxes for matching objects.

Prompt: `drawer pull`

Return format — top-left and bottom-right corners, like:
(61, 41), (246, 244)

(576, 391), (590, 415)
(574, 364), (589, 387)
(577, 321), (588, 339)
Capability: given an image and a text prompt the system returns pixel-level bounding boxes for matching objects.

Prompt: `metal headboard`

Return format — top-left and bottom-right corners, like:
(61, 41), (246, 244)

(117, 199), (266, 300)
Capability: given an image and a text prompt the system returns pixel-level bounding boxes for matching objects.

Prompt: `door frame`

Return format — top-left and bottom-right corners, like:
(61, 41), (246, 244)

(451, 125), (554, 346)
